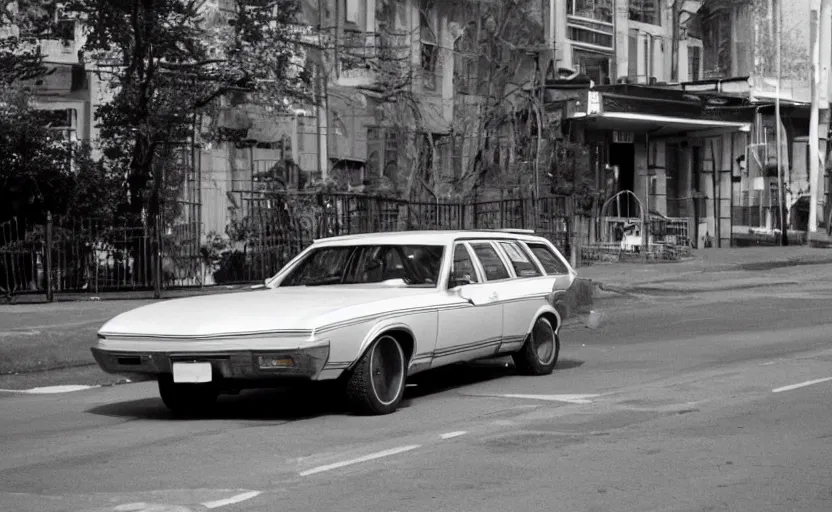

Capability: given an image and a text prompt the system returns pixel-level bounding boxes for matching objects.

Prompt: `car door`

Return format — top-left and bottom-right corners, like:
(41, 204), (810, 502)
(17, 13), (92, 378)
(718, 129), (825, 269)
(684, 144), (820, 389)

(487, 239), (555, 352)
(433, 242), (504, 367)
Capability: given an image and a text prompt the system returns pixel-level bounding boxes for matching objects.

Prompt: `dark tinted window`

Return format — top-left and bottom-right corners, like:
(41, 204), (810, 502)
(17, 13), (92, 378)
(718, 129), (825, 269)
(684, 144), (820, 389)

(470, 242), (510, 281)
(280, 245), (445, 286)
(451, 244), (479, 285)
(498, 241), (542, 277)
(527, 243), (569, 275)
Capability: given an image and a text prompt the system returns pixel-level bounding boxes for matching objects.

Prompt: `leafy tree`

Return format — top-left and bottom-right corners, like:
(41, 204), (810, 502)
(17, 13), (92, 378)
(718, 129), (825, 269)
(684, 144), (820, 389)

(68, 0), (312, 226)
(0, 0), (51, 84)
(364, 0), (547, 201)
(0, 84), (122, 223)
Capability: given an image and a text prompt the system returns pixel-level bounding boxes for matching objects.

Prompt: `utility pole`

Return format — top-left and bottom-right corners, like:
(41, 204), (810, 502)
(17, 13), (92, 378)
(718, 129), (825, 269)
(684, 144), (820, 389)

(810, 0), (832, 233)
(775, 0), (786, 245)
(818, 0), (832, 231)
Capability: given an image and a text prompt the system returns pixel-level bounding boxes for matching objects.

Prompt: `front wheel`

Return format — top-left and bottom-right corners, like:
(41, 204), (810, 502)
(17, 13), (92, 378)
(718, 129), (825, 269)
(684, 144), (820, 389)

(158, 374), (218, 417)
(345, 335), (407, 415)
(512, 317), (560, 376)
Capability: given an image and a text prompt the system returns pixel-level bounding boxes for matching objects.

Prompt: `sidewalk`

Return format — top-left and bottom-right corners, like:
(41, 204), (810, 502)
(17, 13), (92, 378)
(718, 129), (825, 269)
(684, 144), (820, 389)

(576, 245), (832, 293)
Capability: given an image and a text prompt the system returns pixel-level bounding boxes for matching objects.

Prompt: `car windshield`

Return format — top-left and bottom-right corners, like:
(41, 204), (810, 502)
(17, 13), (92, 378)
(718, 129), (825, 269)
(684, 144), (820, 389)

(278, 244), (445, 287)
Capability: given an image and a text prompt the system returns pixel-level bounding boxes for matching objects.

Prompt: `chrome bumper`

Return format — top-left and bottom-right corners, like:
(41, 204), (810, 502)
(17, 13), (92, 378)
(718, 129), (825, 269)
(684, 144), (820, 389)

(90, 342), (330, 381)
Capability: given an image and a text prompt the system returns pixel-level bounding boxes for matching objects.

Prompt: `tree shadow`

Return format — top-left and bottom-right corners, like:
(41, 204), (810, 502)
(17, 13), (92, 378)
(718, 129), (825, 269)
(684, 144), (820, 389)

(86, 357), (585, 421)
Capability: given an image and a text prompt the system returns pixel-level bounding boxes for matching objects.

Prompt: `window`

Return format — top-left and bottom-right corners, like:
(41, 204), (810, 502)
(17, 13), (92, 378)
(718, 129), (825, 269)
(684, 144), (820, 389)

(498, 241), (542, 278)
(688, 46), (701, 81)
(470, 242), (510, 281)
(279, 245), (445, 287)
(567, 0), (613, 23)
(573, 50), (611, 85)
(419, 0), (437, 73)
(567, 26), (614, 48)
(629, 0), (660, 26)
(526, 243), (569, 275)
(451, 244), (479, 285)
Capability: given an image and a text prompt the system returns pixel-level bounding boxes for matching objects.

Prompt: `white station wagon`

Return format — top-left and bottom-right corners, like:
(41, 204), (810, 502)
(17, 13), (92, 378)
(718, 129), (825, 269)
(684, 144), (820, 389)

(92, 230), (578, 416)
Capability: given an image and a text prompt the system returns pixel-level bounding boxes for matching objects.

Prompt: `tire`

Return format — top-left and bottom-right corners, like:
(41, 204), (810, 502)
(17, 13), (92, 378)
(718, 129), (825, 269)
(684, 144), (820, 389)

(157, 374), (218, 417)
(345, 334), (407, 415)
(512, 316), (560, 376)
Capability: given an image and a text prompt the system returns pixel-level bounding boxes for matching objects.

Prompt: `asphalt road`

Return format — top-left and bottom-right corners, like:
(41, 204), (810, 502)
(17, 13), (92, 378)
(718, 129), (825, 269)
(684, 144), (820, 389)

(2, 282), (832, 512)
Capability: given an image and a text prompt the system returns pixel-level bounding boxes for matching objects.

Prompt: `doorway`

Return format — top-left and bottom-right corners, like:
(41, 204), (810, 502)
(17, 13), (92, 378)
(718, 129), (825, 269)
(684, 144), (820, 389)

(609, 142), (636, 217)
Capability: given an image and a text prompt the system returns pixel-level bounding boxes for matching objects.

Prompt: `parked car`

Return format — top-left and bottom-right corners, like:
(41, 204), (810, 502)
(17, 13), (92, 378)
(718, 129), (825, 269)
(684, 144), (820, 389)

(91, 230), (578, 416)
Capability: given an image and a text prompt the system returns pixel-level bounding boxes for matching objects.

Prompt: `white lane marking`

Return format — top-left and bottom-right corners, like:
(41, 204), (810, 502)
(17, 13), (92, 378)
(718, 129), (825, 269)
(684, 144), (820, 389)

(440, 431), (467, 440)
(496, 393), (600, 404)
(202, 490), (262, 509)
(0, 385), (100, 394)
(299, 445), (421, 477)
(772, 377), (832, 393)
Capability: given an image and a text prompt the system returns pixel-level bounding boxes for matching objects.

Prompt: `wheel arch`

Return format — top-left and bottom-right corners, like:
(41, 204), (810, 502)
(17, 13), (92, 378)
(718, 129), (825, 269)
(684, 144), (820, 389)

(526, 304), (562, 336)
(350, 322), (416, 371)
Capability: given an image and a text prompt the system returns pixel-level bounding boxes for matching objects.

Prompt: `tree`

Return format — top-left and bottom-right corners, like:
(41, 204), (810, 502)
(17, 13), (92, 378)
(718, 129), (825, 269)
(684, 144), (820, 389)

(68, 0), (312, 226)
(356, 0), (546, 202)
(0, 84), (122, 223)
(0, 0), (51, 84)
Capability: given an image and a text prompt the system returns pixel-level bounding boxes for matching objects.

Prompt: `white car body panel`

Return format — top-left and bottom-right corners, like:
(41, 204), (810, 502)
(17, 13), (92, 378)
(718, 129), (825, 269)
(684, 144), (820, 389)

(91, 230), (577, 384)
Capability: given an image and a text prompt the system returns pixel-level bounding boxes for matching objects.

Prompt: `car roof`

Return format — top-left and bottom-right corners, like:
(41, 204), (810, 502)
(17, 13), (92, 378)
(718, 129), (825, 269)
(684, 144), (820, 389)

(312, 230), (550, 246)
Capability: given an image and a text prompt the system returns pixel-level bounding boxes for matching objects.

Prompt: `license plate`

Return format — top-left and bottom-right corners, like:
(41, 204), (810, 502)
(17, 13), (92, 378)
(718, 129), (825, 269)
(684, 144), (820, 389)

(172, 362), (213, 383)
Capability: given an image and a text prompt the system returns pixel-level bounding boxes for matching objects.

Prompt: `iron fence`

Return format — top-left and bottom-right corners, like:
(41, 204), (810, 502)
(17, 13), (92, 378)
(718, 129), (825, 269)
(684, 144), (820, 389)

(0, 192), (574, 302)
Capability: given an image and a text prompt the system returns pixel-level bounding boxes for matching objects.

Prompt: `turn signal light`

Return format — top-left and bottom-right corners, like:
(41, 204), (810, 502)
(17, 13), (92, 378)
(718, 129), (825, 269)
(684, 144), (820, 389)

(257, 356), (295, 369)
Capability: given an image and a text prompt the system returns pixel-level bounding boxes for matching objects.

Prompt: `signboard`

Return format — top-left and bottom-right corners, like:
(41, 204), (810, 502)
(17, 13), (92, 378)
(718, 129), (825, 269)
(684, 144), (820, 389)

(587, 91), (602, 115)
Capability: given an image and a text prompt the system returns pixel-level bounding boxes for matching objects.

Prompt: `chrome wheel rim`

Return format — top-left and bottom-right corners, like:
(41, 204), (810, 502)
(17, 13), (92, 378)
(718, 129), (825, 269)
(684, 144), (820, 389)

(532, 318), (557, 365)
(369, 335), (405, 406)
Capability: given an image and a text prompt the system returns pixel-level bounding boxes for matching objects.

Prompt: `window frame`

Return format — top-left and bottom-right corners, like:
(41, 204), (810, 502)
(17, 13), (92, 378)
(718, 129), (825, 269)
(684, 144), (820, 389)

(521, 240), (571, 276)
(495, 240), (545, 279)
(466, 240), (514, 282)
(448, 242), (484, 288)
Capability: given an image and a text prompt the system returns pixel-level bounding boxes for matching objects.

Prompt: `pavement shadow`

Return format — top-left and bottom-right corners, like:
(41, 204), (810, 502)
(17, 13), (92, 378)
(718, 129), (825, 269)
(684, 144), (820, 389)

(86, 356), (584, 421)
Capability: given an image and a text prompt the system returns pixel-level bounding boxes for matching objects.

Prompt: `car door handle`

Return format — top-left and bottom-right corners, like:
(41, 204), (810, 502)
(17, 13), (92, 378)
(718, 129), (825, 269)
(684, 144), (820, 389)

(489, 292), (499, 301)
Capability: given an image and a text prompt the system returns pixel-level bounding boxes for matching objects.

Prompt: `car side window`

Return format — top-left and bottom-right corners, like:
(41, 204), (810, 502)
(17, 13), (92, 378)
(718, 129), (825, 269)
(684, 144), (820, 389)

(526, 242), (569, 275)
(498, 241), (542, 278)
(451, 244), (479, 285)
(469, 242), (511, 281)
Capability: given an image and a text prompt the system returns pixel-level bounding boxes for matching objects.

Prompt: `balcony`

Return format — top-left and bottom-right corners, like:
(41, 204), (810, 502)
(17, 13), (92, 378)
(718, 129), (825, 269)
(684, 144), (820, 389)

(36, 20), (81, 63)
(336, 31), (380, 87)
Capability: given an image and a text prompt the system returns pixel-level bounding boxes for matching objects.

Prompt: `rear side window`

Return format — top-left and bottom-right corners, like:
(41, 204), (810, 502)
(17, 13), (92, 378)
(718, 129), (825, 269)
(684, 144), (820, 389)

(498, 241), (542, 278)
(526, 242), (569, 275)
(470, 242), (511, 281)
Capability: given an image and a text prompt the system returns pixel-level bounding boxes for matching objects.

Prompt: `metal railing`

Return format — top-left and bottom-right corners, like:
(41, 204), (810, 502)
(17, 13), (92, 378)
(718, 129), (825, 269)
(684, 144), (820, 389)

(0, 192), (574, 302)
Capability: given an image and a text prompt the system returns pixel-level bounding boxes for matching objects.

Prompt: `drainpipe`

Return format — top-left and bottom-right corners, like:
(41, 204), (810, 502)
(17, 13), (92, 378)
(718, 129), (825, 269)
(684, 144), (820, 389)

(671, 0), (680, 83)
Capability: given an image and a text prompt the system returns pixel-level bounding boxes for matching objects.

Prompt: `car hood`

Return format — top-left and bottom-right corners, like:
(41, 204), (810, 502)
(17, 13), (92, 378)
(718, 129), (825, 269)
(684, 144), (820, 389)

(99, 286), (436, 337)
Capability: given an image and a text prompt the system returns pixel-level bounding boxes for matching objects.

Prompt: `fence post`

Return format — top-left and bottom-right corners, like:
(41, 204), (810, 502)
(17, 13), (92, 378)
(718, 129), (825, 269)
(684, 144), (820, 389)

(154, 215), (162, 299)
(45, 211), (54, 303)
(571, 214), (580, 269)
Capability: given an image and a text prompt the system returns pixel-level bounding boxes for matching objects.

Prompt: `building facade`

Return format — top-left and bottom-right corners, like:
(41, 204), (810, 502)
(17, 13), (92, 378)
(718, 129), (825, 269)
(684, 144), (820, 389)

(556, 0), (817, 249)
(11, 0), (823, 249)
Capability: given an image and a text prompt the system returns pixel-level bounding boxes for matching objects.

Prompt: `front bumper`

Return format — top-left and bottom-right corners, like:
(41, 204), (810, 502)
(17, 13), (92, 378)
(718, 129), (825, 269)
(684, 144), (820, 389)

(90, 342), (331, 381)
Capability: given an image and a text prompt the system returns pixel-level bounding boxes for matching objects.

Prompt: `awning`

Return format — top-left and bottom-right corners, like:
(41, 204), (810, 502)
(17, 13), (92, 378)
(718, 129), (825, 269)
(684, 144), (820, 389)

(572, 111), (751, 137)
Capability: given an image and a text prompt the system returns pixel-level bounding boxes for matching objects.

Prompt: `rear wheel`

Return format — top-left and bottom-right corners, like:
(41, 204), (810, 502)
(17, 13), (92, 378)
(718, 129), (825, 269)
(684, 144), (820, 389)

(512, 316), (560, 376)
(158, 374), (218, 417)
(345, 334), (407, 415)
